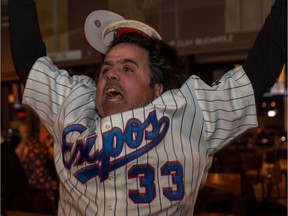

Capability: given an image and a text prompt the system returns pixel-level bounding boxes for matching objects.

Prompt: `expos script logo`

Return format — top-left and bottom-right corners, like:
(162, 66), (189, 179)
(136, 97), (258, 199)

(62, 111), (170, 183)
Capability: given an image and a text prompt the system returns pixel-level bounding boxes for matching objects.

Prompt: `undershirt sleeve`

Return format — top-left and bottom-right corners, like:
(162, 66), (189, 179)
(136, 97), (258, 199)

(9, 0), (46, 85)
(243, 0), (287, 101)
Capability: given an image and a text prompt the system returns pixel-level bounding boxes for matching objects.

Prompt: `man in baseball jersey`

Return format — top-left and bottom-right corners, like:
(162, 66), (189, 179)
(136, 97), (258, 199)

(9, 0), (286, 215)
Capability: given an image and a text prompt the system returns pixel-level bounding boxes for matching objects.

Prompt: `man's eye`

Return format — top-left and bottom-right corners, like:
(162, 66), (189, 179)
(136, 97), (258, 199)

(101, 68), (109, 74)
(123, 66), (133, 72)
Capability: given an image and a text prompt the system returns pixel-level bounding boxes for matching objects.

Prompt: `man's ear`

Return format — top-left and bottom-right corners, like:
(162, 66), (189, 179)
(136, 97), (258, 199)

(154, 83), (163, 97)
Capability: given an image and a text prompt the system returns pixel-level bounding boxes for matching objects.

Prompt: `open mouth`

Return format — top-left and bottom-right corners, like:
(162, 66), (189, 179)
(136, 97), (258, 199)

(105, 87), (123, 101)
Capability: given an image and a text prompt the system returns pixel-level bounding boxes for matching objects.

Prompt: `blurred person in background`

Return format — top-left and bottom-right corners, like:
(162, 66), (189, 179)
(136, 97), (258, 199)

(15, 122), (32, 162)
(39, 121), (54, 159)
(17, 121), (59, 214)
(1, 132), (32, 213)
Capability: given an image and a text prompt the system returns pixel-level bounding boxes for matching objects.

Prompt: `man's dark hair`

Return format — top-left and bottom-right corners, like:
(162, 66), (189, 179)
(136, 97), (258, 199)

(106, 33), (187, 92)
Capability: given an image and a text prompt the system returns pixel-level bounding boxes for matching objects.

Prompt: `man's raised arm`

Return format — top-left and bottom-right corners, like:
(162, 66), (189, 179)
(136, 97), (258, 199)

(9, 0), (46, 84)
(243, 0), (287, 101)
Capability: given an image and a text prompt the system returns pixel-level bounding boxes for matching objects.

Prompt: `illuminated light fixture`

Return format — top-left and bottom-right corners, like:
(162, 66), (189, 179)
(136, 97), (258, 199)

(8, 94), (15, 104)
(262, 102), (267, 108)
(267, 110), (276, 117)
(270, 101), (276, 107)
(281, 136), (286, 142)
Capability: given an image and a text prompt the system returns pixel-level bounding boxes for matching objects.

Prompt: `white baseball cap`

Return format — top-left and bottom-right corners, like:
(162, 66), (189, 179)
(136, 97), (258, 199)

(84, 10), (162, 54)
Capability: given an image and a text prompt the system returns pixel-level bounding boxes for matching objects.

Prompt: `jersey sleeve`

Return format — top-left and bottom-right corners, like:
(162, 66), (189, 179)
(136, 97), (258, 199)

(190, 66), (258, 151)
(22, 56), (96, 132)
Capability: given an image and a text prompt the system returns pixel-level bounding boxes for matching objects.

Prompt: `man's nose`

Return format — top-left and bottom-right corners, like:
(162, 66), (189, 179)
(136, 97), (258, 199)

(105, 68), (119, 80)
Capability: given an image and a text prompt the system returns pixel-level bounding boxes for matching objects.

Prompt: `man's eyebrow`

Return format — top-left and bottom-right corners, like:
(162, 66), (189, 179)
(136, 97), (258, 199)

(102, 61), (113, 67)
(119, 59), (139, 67)
(103, 59), (139, 67)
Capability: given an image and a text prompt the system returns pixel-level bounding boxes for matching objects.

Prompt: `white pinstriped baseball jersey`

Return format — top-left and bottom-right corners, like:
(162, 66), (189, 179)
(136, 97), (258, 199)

(22, 56), (257, 215)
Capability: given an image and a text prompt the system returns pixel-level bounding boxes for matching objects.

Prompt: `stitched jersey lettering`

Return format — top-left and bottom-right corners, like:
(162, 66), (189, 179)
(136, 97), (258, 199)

(62, 111), (170, 182)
